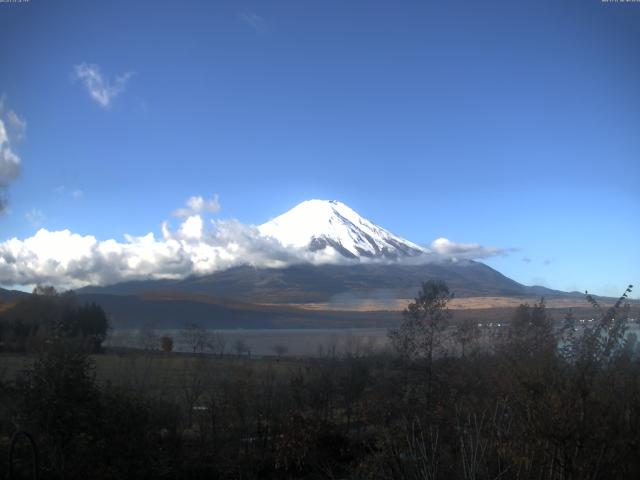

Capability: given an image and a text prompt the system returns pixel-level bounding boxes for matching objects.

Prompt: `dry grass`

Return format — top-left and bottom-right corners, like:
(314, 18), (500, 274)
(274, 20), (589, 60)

(283, 296), (606, 312)
(0, 351), (299, 395)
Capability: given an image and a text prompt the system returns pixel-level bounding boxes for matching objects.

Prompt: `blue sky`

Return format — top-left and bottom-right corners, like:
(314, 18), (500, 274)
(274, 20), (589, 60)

(0, 0), (638, 297)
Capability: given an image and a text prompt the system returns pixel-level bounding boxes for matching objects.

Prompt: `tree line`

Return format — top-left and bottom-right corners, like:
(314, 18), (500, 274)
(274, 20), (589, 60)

(0, 286), (109, 353)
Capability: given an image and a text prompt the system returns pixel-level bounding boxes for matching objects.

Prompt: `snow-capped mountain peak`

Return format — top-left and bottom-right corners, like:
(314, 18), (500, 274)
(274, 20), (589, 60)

(258, 199), (425, 259)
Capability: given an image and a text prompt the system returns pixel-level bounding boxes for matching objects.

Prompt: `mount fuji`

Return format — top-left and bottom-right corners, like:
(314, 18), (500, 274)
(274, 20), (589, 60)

(258, 199), (426, 260)
(78, 199), (570, 301)
(69, 199), (585, 328)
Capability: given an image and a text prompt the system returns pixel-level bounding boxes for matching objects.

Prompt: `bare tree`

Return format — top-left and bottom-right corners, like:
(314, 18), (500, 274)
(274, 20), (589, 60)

(205, 331), (226, 357)
(389, 281), (453, 362)
(136, 324), (159, 351)
(234, 338), (249, 357)
(453, 319), (481, 358)
(180, 323), (207, 354)
(272, 344), (288, 358)
(160, 335), (173, 353)
(388, 280), (453, 405)
(342, 333), (376, 358)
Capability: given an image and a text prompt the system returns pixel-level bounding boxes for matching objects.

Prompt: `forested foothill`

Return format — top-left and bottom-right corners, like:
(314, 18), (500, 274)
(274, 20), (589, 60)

(0, 282), (638, 479)
(0, 286), (109, 354)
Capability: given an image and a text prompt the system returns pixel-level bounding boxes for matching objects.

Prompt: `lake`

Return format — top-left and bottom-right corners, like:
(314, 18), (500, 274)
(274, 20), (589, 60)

(106, 327), (391, 357)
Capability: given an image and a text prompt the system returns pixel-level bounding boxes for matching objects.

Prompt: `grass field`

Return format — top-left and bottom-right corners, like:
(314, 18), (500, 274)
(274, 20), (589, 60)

(1, 351), (300, 401)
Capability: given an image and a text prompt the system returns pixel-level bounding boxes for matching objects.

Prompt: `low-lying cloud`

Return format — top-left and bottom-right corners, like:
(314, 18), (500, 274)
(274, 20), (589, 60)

(429, 237), (513, 260)
(0, 215), (349, 290)
(0, 200), (511, 289)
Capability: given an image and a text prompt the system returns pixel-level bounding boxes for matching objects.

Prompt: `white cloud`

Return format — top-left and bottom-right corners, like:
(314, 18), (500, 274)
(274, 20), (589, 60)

(240, 12), (267, 33)
(6, 110), (26, 141)
(0, 214), (317, 289)
(0, 98), (25, 214)
(55, 186), (84, 200)
(0, 132), (20, 182)
(179, 215), (204, 240)
(0, 197), (513, 289)
(173, 195), (221, 218)
(74, 63), (133, 108)
(428, 237), (511, 260)
(25, 208), (44, 228)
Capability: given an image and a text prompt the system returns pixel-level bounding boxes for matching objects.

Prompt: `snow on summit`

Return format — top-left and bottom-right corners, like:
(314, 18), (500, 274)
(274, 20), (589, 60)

(258, 200), (426, 259)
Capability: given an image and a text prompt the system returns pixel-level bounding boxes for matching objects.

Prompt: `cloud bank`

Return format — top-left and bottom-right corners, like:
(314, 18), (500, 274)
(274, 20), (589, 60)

(74, 63), (132, 108)
(0, 215), (349, 289)
(0, 98), (26, 214)
(0, 199), (511, 289)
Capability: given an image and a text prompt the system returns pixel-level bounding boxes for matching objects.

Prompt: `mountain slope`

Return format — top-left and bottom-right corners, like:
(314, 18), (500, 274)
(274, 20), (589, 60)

(79, 261), (570, 304)
(75, 292), (400, 329)
(0, 287), (29, 304)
